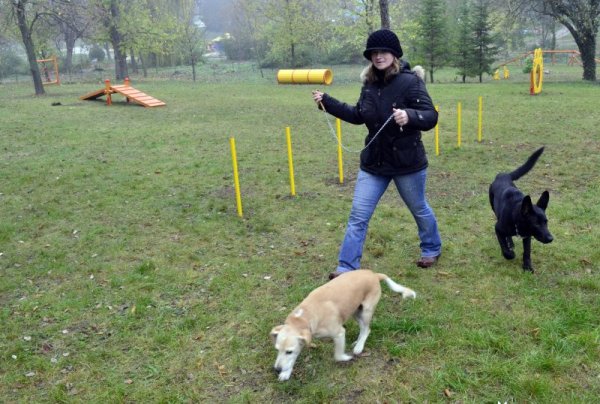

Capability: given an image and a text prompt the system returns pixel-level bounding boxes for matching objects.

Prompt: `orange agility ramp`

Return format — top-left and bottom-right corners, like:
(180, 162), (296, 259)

(80, 78), (165, 107)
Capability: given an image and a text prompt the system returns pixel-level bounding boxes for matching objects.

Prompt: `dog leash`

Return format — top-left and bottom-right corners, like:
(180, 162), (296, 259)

(319, 101), (399, 154)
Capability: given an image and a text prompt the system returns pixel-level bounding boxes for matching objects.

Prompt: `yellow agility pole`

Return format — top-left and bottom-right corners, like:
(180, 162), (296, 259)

(277, 69), (333, 85)
(229, 137), (243, 217)
(477, 96), (483, 142)
(457, 102), (462, 148)
(336, 118), (344, 184)
(434, 105), (440, 156)
(285, 127), (296, 196)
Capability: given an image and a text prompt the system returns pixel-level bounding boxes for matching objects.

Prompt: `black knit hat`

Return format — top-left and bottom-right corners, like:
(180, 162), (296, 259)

(363, 29), (403, 60)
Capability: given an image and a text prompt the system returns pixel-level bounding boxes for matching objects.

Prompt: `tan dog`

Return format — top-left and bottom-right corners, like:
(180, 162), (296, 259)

(270, 269), (416, 381)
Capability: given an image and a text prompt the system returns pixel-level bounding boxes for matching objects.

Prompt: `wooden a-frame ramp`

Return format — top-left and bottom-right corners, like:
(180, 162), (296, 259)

(80, 78), (165, 107)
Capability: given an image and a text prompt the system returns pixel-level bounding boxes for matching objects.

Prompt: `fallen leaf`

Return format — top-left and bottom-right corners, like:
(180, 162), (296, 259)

(216, 363), (227, 376)
(443, 388), (452, 397)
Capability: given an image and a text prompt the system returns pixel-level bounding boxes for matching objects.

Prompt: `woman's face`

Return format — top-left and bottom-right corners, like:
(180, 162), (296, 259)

(370, 50), (394, 71)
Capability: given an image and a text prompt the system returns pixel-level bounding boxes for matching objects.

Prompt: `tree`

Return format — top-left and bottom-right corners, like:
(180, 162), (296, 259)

(537, 0), (598, 81)
(88, 0), (129, 80)
(0, 43), (27, 81)
(176, 0), (205, 82)
(416, 0), (448, 82)
(229, 0), (269, 70)
(451, 0), (476, 82)
(260, 0), (328, 67)
(49, 0), (90, 76)
(379, 0), (390, 29)
(106, 0), (127, 80)
(9, 0), (45, 95)
(471, 0), (498, 82)
(341, 0), (377, 34)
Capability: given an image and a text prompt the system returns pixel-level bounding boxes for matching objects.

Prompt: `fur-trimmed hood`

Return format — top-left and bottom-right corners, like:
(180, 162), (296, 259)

(360, 63), (425, 83)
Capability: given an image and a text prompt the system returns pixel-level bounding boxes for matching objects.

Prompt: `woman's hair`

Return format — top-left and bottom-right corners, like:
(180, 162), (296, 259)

(361, 58), (402, 84)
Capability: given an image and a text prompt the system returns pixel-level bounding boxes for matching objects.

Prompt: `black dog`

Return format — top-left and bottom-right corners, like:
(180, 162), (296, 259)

(489, 147), (553, 272)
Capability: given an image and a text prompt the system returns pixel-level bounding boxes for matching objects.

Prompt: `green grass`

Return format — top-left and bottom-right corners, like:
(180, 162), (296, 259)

(1, 63), (599, 403)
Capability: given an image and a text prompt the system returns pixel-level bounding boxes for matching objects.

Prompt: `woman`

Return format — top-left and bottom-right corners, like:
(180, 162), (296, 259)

(312, 29), (441, 279)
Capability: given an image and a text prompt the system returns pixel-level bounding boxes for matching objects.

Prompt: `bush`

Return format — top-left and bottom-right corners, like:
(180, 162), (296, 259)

(89, 45), (105, 62)
(0, 47), (27, 80)
(523, 57), (533, 74)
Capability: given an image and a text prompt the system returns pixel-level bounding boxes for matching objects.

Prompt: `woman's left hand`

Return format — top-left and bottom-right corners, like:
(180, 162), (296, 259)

(393, 108), (409, 126)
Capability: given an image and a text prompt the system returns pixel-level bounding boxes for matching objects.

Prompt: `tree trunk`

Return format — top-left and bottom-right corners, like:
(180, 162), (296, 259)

(379, 0), (390, 29)
(109, 0), (128, 80)
(540, 0), (598, 82)
(14, 0), (45, 95)
(104, 43), (112, 61)
(365, 0), (375, 34)
(111, 36), (128, 80)
(571, 30), (597, 82)
(130, 49), (138, 74)
(140, 54), (148, 78)
(62, 25), (77, 76)
(191, 57), (196, 82)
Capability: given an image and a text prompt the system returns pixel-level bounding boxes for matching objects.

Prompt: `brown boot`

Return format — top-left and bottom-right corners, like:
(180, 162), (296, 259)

(328, 270), (349, 280)
(416, 254), (440, 268)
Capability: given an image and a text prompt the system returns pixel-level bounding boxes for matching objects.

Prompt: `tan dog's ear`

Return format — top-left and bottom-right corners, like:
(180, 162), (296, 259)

(270, 325), (284, 342)
(299, 329), (312, 346)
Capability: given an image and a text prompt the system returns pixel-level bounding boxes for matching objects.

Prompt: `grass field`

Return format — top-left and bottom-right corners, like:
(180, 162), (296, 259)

(1, 63), (599, 403)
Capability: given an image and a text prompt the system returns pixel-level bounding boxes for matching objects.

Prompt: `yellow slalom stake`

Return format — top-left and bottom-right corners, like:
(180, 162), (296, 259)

(457, 102), (462, 148)
(277, 69), (333, 85)
(285, 127), (296, 196)
(336, 118), (344, 184)
(434, 105), (440, 156)
(229, 137), (243, 217)
(477, 96), (483, 142)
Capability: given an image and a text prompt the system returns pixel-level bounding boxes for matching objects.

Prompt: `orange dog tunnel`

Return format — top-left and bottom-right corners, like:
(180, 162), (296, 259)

(277, 69), (333, 85)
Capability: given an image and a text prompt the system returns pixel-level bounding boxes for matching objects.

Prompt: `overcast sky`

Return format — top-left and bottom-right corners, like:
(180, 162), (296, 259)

(198, 0), (234, 33)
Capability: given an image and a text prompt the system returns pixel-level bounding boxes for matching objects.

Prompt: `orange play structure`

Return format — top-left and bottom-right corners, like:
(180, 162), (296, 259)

(80, 78), (166, 107)
(37, 56), (60, 85)
(496, 49), (600, 68)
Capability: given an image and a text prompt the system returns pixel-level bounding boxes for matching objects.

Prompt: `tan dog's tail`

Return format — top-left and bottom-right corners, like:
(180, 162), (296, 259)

(377, 273), (417, 299)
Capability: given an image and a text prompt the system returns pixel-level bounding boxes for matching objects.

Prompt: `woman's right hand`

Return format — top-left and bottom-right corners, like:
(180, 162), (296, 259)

(312, 90), (324, 104)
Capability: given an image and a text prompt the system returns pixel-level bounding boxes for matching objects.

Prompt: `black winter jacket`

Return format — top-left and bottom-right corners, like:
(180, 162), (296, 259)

(320, 68), (438, 176)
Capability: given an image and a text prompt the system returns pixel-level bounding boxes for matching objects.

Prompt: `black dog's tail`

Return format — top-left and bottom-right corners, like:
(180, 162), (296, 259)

(509, 147), (545, 181)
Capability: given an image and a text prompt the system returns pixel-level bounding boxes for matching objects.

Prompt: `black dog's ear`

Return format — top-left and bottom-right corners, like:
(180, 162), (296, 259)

(537, 190), (550, 210)
(521, 195), (533, 215)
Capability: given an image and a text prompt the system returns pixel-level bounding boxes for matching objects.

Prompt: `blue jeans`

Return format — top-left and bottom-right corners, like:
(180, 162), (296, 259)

(337, 168), (442, 272)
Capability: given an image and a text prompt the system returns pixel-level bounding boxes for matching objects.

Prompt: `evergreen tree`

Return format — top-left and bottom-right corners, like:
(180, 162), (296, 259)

(451, 0), (475, 82)
(471, 0), (498, 82)
(415, 0), (448, 83)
